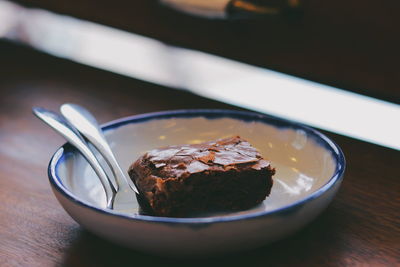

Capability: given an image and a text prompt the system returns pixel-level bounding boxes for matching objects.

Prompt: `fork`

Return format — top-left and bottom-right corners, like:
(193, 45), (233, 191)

(60, 104), (138, 213)
(33, 107), (116, 209)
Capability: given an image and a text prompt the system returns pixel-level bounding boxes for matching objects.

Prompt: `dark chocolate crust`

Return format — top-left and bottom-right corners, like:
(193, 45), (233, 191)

(128, 136), (275, 217)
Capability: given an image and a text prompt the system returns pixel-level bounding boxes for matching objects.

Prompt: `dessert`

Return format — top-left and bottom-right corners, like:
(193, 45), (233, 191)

(128, 136), (275, 217)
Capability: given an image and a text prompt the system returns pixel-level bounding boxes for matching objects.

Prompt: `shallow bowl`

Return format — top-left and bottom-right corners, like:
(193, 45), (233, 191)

(49, 109), (345, 256)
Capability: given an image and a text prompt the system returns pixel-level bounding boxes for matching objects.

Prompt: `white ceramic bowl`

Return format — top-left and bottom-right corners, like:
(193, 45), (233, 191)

(49, 109), (345, 257)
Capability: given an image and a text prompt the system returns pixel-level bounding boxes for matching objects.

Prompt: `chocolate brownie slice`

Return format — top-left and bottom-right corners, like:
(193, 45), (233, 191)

(128, 136), (275, 217)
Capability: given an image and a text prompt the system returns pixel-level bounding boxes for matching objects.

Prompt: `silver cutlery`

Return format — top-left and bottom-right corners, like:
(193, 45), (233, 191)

(60, 104), (138, 213)
(33, 106), (138, 214)
(33, 107), (116, 209)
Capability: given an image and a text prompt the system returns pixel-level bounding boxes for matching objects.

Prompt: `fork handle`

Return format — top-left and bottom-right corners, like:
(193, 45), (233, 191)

(33, 107), (116, 209)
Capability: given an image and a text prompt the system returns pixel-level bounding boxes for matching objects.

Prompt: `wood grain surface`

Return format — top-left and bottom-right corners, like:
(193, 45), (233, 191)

(11, 0), (400, 104)
(0, 41), (399, 266)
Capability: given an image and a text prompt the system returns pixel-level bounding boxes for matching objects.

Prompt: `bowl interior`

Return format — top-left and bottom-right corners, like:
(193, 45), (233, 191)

(55, 113), (339, 218)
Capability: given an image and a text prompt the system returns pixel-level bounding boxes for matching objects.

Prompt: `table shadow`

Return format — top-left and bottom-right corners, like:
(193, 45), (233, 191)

(61, 207), (344, 267)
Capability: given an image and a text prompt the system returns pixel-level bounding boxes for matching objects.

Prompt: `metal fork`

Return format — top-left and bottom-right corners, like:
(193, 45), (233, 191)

(60, 104), (138, 213)
(33, 107), (116, 209)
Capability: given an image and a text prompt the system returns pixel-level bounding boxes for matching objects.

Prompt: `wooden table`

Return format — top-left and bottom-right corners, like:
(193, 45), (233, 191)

(0, 40), (399, 266)
(1, 1), (400, 265)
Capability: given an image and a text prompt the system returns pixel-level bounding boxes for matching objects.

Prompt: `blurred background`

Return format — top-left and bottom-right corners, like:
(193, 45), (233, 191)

(2, 0), (399, 102)
(1, 0), (399, 149)
(1, 1), (400, 266)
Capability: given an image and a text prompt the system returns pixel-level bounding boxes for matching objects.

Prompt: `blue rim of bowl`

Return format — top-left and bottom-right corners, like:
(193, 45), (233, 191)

(48, 109), (345, 224)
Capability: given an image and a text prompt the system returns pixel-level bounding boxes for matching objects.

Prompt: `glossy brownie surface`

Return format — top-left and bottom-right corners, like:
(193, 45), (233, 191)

(129, 136), (275, 217)
(143, 136), (270, 178)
